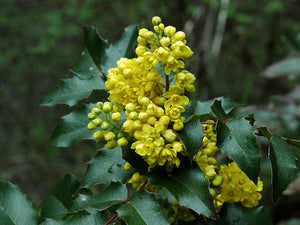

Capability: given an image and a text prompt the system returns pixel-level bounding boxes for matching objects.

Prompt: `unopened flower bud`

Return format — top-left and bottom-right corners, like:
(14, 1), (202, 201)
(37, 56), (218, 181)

(112, 104), (122, 113)
(164, 26), (176, 37)
(125, 103), (136, 112)
(138, 112), (149, 121)
(112, 112), (121, 122)
(159, 116), (170, 125)
(92, 107), (101, 115)
(117, 137), (128, 147)
(93, 130), (104, 140)
(138, 97), (150, 106)
(163, 129), (177, 142)
(104, 131), (116, 141)
(101, 122), (110, 130)
(205, 169), (217, 179)
(132, 172), (141, 182)
(107, 140), (117, 149)
(93, 118), (103, 126)
(88, 113), (97, 120)
(124, 162), (133, 171)
(174, 31), (186, 41)
(209, 188), (217, 197)
(158, 23), (164, 31)
(102, 102), (113, 113)
(152, 16), (161, 26)
(96, 102), (104, 109)
(160, 37), (170, 47)
(87, 121), (97, 130)
(128, 111), (139, 120)
(212, 176), (223, 186)
(139, 28), (149, 38)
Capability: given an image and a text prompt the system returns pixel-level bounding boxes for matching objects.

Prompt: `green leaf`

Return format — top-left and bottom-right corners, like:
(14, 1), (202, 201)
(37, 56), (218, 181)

(263, 57), (300, 78)
(256, 127), (273, 140)
(100, 24), (138, 76)
(50, 104), (96, 147)
(40, 174), (79, 220)
(208, 203), (272, 225)
(269, 135), (296, 203)
(40, 75), (106, 107)
(177, 117), (204, 158)
(149, 165), (217, 218)
(210, 99), (230, 120)
(194, 97), (241, 117)
(80, 146), (132, 188)
(41, 212), (103, 225)
(284, 137), (300, 148)
(117, 190), (169, 225)
(216, 117), (260, 182)
(0, 182), (39, 225)
(71, 182), (127, 211)
(83, 26), (108, 70)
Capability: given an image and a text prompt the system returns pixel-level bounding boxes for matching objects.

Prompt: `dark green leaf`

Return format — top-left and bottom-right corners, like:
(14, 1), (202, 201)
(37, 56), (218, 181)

(83, 26), (108, 69)
(71, 182), (127, 211)
(40, 174), (79, 220)
(210, 99), (229, 120)
(149, 165), (217, 218)
(256, 127), (273, 140)
(100, 24), (138, 76)
(122, 144), (149, 175)
(50, 104), (96, 147)
(269, 135), (296, 203)
(208, 203), (272, 225)
(40, 75), (106, 107)
(262, 57), (300, 78)
(216, 117), (260, 182)
(177, 117), (204, 158)
(41, 213), (102, 225)
(194, 97), (241, 117)
(81, 146), (132, 188)
(0, 182), (39, 225)
(117, 190), (169, 225)
(285, 138), (300, 148)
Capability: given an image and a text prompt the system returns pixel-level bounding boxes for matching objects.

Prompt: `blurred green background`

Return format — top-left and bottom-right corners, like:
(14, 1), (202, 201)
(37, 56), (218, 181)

(1, 0), (300, 224)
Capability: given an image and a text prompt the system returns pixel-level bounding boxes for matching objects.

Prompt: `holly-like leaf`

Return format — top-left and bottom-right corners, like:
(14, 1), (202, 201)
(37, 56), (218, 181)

(117, 190), (169, 225)
(40, 75), (106, 107)
(262, 57), (300, 78)
(216, 117), (260, 182)
(194, 97), (241, 117)
(41, 212), (104, 225)
(49, 104), (96, 147)
(208, 203), (272, 225)
(149, 165), (217, 219)
(0, 182), (39, 225)
(80, 146), (132, 188)
(100, 24), (138, 76)
(269, 135), (296, 203)
(177, 117), (204, 158)
(71, 182), (127, 212)
(284, 137), (300, 148)
(210, 99), (230, 120)
(39, 174), (79, 220)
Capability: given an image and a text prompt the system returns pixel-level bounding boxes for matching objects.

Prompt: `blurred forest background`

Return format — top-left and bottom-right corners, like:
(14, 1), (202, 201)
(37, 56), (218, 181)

(1, 0), (300, 224)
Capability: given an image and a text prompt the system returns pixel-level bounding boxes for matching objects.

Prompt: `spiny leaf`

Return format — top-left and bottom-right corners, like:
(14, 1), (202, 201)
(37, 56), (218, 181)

(216, 117), (260, 182)
(117, 190), (169, 225)
(100, 24), (138, 76)
(149, 165), (217, 219)
(177, 117), (204, 158)
(49, 104), (96, 147)
(0, 182), (39, 225)
(210, 99), (230, 120)
(41, 212), (103, 225)
(40, 75), (106, 107)
(71, 182), (127, 211)
(269, 135), (296, 203)
(262, 57), (300, 78)
(39, 174), (79, 220)
(80, 146), (132, 188)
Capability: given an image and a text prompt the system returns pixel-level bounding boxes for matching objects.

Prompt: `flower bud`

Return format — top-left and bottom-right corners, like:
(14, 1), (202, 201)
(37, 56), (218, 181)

(205, 169), (216, 179)
(131, 172), (141, 182)
(152, 16), (161, 26)
(93, 117), (103, 126)
(124, 162), (133, 171)
(160, 37), (170, 47)
(92, 107), (101, 115)
(138, 112), (149, 121)
(101, 122), (110, 130)
(93, 130), (104, 140)
(112, 112), (121, 122)
(212, 176), (224, 186)
(164, 26), (176, 37)
(87, 121), (97, 130)
(139, 28), (149, 38)
(125, 103), (136, 112)
(158, 23), (164, 31)
(173, 120), (184, 131)
(96, 102), (104, 109)
(104, 131), (116, 141)
(174, 31), (186, 41)
(107, 140), (117, 149)
(117, 137), (128, 147)
(163, 129), (177, 142)
(138, 97), (150, 106)
(112, 104), (122, 113)
(88, 112), (97, 120)
(128, 111), (139, 120)
(102, 102), (113, 113)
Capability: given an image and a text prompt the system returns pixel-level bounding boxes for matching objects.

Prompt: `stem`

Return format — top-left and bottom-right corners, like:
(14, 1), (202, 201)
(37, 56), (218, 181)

(200, 121), (216, 125)
(139, 180), (148, 190)
(165, 74), (169, 91)
(104, 212), (118, 225)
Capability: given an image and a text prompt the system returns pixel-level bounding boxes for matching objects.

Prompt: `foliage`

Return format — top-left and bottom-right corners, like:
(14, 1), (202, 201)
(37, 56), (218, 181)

(1, 16), (299, 225)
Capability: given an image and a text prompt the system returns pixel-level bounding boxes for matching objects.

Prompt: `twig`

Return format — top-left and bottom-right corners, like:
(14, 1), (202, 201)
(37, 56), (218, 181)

(104, 212), (118, 225)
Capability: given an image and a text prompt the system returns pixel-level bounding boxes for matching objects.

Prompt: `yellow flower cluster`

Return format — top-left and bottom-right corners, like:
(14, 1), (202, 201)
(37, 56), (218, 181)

(169, 200), (195, 223)
(103, 16), (195, 171)
(193, 121), (220, 182)
(127, 171), (161, 193)
(214, 162), (263, 208)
